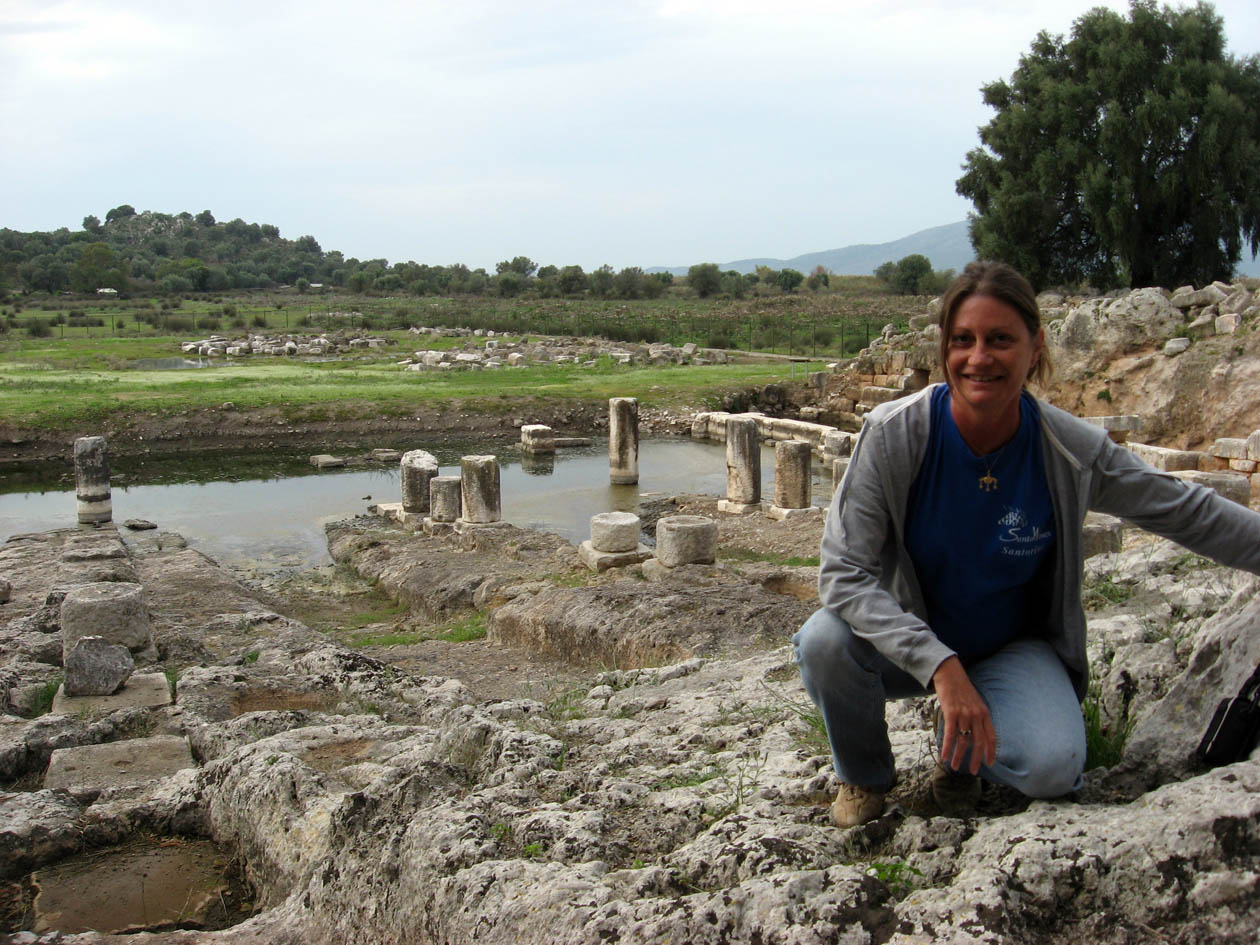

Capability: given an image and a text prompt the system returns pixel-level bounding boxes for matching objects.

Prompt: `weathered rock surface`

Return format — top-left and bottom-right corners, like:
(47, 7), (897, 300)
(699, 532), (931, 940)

(62, 635), (134, 696)
(3, 513), (1260, 943)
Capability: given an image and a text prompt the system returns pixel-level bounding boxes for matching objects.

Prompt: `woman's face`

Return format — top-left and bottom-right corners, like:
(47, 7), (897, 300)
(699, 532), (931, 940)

(945, 294), (1043, 425)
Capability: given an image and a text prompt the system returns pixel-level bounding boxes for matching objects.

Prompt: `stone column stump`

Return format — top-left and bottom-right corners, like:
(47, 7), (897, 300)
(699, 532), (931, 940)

(521, 424), (556, 454)
(718, 416), (761, 513)
(74, 436), (112, 524)
(767, 440), (820, 521)
(578, 511), (651, 572)
(456, 455), (509, 532)
(399, 449), (439, 525)
(609, 397), (639, 485)
(424, 476), (462, 536)
(655, 515), (718, 567)
(60, 582), (153, 661)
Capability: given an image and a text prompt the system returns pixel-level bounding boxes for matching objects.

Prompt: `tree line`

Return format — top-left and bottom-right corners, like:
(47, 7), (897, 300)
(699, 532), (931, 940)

(0, 208), (849, 302)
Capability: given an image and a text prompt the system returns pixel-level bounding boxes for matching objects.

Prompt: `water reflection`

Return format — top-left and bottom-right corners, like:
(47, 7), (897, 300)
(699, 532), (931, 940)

(0, 438), (832, 572)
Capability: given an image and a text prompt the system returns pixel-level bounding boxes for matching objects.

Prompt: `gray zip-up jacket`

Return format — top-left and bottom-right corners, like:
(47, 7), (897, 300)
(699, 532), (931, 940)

(819, 383), (1260, 699)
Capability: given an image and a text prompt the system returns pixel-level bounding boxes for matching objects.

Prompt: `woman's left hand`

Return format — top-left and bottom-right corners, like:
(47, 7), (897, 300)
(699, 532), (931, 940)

(932, 655), (996, 774)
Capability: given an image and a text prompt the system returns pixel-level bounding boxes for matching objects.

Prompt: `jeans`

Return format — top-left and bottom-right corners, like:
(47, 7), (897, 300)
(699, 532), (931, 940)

(792, 607), (1085, 797)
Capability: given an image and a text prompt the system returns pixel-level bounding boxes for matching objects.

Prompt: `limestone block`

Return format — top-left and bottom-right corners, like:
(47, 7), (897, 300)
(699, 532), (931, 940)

(1163, 337), (1191, 356)
(460, 455), (501, 524)
(1081, 415), (1141, 434)
(63, 635), (134, 696)
(1220, 288), (1254, 316)
(309, 454), (345, 468)
(60, 582), (152, 657)
(428, 476), (461, 523)
(400, 449), (439, 513)
(1169, 284), (1227, 309)
(1249, 430), (1260, 461)
(1126, 442), (1203, 472)
(520, 424), (556, 454)
(1169, 469), (1252, 506)
(590, 512), (641, 553)
(1228, 459), (1257, 473)
(577, 541), (652, 573)
(1215, 314), (1241, 334)
(507, 352), (526, 366)
(724, 417), (761, 506)
(1082, 514), (1124, 559)
(51, 672), (171, 715)
(823, 430), (854, 459)
(1211, 438), (1249, 460)
(44, 734), (194, 790)
(655, 515), (718, 567)
(370, 449), (402, 462)
(860, 386), (902, 406)
(1186, 313), (1215, 338)
(773, 441), (812, 510)
(833, 457), (850, 493)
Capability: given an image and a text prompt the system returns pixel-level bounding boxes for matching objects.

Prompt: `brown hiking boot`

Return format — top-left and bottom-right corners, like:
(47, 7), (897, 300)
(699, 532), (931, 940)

(931, 761), (982, 815)
(830, 782), (885, 828)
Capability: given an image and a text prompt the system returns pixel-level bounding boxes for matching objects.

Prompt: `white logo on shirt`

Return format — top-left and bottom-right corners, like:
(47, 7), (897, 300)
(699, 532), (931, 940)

(997, 506), (1052, 558)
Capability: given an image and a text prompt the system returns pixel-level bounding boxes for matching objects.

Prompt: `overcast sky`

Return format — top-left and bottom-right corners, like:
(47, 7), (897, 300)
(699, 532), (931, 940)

(3, 0), (1257, 271)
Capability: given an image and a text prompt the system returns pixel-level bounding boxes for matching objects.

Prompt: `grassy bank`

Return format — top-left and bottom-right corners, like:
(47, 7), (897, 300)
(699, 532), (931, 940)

(0, 335), (814, 432)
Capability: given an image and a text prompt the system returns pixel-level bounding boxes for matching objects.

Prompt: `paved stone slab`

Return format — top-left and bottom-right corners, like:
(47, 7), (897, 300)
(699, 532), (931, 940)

(43, 734), (194, 790)
(51, 672), (171, 715)
(577, 541), (652, 573)
(765, 505), (823, 522)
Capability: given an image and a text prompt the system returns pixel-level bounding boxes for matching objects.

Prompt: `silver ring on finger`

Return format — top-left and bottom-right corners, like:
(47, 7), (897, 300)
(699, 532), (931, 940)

(959, 729), (972, 736)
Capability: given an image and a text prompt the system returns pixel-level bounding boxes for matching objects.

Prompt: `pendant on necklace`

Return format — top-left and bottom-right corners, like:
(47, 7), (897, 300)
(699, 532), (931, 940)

(979, 472), (998, 492)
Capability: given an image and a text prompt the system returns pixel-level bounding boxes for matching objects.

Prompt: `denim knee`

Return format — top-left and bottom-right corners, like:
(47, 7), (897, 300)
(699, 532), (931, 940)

(792, 608), (852, 674)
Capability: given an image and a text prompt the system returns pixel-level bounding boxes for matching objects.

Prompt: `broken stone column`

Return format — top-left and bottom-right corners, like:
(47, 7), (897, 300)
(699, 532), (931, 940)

(64, 635), (134, 696)
(655, 515), (718, 567)
(74, 436), (112, 524)
(520, 424), (556, 454)
(609, 397), (639, 485)
(424, 476), (462, 535)
(767, 441), (816, 521)
(400, 449), (440, 516)
(578, 511), (651, 572)
(457, 455), (503, 528)
(718, 416), (761, 513)
(60, 582), (152, 660)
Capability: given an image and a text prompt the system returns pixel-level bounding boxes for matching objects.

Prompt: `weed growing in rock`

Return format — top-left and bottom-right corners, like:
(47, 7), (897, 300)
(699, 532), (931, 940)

(656, 763), (724, 790)
(243, 650), (260, 663)
(1083, 686), (1133, 770)
(29, 676), (62, 716)
(720, 548), (821, 568)
(711, 751), (768, 818)
(522, 842), (543, 858)
(1083, 574), (1135, 609)
(489, 822), (511, 843)
(432, 613), (487, 642)
(164, 666), (180, 699)
(866, 860), (923, 898)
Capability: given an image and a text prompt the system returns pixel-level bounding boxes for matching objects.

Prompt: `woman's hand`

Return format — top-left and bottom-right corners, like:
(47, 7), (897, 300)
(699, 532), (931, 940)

(932, 656), (996, 774)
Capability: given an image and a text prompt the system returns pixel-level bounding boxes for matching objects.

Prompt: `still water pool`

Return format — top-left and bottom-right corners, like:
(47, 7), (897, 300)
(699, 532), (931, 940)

(1, 439), (831, 573)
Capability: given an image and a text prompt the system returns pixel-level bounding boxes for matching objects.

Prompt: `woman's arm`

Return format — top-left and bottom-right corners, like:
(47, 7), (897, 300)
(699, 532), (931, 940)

(818, 417), (957, 689)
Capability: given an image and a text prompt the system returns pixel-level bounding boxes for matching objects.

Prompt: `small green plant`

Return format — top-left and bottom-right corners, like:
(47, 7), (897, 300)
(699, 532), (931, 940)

(243, 650), (260, 663)
(545, 686), (587, 722)
(1096, 388), (1112, 403)
(490, 822), (511, 843)
(29, 677), (63, 716)
(433, 613), (487, 642)
(164, 666), (180, 698)
(866, 860), (923, 898)
(1083, 687), (1133, 770)
(522, 842), (543, 858)
(1083, 574), (1134, 608)
(720, 548), (821, 567)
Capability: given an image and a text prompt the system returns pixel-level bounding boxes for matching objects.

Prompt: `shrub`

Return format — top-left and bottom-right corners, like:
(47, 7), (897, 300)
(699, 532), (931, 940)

(196, 315), (221, 330)
(26, 318), (52, 337)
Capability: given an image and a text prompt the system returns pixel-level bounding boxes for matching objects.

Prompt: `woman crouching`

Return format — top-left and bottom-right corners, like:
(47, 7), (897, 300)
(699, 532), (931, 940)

(794, 260), (1260, 826)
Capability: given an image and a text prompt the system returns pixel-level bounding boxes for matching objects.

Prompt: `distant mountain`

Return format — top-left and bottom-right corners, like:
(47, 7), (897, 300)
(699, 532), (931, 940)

(650, 221), (975, 277)
(652, 219), (1260, 279)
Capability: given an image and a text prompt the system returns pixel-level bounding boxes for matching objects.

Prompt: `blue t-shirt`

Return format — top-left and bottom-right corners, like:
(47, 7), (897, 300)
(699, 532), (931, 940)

(904, 386), (1055, 662)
